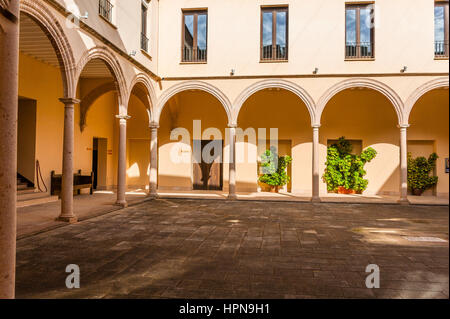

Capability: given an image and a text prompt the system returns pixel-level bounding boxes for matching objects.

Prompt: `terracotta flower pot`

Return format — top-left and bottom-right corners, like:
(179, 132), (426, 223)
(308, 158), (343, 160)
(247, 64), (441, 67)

(337, 186), (356, 195)
(412, 188), (424, 196)
(269, 186), (279, 193)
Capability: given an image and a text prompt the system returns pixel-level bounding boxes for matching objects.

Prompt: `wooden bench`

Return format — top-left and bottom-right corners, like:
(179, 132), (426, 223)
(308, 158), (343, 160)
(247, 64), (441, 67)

(51, 170), (94, 198)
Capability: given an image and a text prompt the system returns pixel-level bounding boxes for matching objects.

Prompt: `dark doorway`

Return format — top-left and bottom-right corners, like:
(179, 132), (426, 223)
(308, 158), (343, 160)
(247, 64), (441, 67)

(92, 137), (107, 190)
(193, 140), (223, 190)
(17, 97), (37, 186)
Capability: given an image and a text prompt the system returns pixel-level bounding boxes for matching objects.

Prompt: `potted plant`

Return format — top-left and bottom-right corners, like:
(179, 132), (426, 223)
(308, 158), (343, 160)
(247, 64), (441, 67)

(322, 137), (377, 194)
(407, 152), (439, 196)
(259, 148), (292, 193)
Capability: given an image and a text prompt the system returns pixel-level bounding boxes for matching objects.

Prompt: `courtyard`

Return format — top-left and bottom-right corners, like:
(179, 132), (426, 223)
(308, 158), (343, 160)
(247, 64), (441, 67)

(15, 199), (449, 299)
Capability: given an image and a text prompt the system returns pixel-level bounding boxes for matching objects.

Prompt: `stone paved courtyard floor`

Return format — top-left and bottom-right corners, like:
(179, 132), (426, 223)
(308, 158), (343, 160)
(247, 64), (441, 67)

(15, 199), (449, 299)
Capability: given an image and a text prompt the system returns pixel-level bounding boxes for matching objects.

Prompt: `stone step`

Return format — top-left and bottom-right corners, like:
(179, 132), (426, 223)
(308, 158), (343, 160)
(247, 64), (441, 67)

(17, 187), (36, 195)
(17, 192), (59, 208)
(17, 183), (30, 191)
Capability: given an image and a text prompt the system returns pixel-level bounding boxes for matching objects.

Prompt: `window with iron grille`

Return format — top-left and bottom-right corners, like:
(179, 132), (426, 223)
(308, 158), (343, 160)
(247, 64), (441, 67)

(261, 6), (288, 61)
(141, 3), (149, 52)
(99, 0), (113, 23)
(435, 1), (449, 58)
(345, 3), (375, 59)
(182, 10), (208, 62)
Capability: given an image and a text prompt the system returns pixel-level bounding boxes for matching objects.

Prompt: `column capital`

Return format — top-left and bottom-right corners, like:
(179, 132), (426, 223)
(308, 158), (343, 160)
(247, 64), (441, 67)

(398, 124), (410, 129)
(228, 123), (238, 128)
(149, 122), (159, 129)
(312, 124), (321, 129)
(59, 98), (80, 105)
(116, 114), (131, 120)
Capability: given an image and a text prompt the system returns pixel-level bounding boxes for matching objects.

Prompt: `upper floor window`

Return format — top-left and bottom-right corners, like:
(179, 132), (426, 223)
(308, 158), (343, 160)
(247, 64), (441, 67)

(261, 6), (288, 61)
(141, 3), (149, 52)
(345, 3), (374, 59)
(435, 1), (449, 58)
(182, 10), (208, 63)
(99, 0), (113, 23)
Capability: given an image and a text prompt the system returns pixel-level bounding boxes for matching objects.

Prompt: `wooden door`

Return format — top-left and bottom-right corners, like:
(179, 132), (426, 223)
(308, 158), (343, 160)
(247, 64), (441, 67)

(193, 140), (223, 190)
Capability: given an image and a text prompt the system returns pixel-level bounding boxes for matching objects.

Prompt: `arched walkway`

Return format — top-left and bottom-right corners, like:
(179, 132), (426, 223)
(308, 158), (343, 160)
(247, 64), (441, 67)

(319, 86), (402, 196)
(20, 0), (75, 98)
(125, 77), (156, 190)
(155, 81), (233, 125)
(316, 78), (404, 126)
(158, 88), (230, 192)
(408, 84), (449, 198)
(233, 79), (316, 125)
(127, 73), (157, 122)
(235, 85), (314, 194)
(76, 46), (128, 112)
(405, 77), (449, 124)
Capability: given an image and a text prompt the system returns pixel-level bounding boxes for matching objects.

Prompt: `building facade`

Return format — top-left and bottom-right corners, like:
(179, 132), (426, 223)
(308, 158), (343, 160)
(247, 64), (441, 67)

(0, 0), (448, 298)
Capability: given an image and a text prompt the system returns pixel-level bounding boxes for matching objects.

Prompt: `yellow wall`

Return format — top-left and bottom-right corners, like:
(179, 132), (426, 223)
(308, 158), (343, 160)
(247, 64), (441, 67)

(409, 89), (449, 197)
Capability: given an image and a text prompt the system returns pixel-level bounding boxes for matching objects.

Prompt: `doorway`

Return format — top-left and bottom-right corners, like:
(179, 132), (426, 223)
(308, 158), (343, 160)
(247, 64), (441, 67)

(92, 137), (107, 190)
(17, 97), (37, 186)
(193, 140), (223, 190)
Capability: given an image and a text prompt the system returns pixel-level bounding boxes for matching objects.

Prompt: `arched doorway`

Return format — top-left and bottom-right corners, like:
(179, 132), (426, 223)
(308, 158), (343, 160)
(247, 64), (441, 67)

(408, 87), (449, 198)
(320, 87), (401, 196)
(75, 53), (125, 194)
(236, 87), (313, 194)
(158, 89), (230, 191)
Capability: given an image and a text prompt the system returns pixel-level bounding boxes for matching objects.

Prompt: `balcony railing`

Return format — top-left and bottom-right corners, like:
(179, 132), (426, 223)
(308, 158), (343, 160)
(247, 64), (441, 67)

(182, 46), (207, 62)
(141, 33), (149, 52)
(261, 45), (288, 61)
(345, 42), (374, 59)
(99, 0), (113, 23)
(435, 41), (449, 58)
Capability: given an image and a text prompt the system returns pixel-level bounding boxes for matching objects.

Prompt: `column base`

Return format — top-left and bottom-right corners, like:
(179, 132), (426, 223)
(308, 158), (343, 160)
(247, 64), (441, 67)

(148, 192), (159, 199)
(115, 200), (128, 208)
(56, 215), (78, 223)
(311, 197), (321, 203)
(227, 193), (238, 200)
(398, 198), (410, 205)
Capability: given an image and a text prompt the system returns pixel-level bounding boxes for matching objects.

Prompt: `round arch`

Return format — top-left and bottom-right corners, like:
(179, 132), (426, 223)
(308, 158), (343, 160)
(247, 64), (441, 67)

(316, 78), (404, 126)
(76, 46), (128, 112)
(405, 77), (449, 124)
(233, 79), (316, 125)
(127, 73), (157, 123)
(155, 81), (233, 125)
(20, 0), (76, 98)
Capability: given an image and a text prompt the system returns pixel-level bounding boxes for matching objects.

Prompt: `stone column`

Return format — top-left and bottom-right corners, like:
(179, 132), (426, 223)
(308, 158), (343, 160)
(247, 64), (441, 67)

(116, 114), (130, 207)
(312, 125), (321, 203)
(399, 125), (410, 204)
(0, 1), (19, 299)
(149, 122), (159, 198)
(228, 124), (237, 200)
(57, 98), (80, 223)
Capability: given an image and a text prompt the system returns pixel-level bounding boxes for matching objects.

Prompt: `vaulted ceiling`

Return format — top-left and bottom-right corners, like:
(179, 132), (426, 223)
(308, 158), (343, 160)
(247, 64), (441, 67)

(19, 13), (113, 79)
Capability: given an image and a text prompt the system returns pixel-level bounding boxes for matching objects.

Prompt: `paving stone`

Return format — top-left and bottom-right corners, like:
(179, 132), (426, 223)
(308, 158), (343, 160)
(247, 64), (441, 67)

(15, 199), (449, 299)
